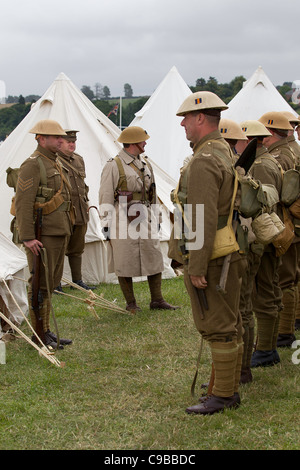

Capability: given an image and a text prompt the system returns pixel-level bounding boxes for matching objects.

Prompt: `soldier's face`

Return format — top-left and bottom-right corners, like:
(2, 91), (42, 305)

(181, 112), (199, 143)
(59, 138), (76, 156)
(43, 135), (64, 153)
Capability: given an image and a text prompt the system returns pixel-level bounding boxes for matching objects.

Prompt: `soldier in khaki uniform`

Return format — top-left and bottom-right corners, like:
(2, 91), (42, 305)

(219, 118), (248, 158)
(283, 113), (300, 332)
(294, 117), (300, 330)
(56, 130), (94, 291)
(99, 126), (178, 313)
(169, 91), (246, 415)
(282, 111), (300, 164)
(15, 120), (73, 350)
(239, 121), (283, 370)
(258, 112), (299, 348)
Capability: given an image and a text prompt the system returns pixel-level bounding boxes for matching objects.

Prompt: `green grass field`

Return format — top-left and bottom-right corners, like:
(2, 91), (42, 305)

(0, 276), (299, 450)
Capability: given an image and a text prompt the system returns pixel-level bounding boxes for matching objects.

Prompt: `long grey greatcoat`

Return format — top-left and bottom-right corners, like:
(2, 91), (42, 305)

(99, 148), (164, 277)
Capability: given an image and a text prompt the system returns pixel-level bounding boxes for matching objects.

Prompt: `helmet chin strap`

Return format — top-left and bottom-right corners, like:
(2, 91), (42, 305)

(134, 143), (145, 155)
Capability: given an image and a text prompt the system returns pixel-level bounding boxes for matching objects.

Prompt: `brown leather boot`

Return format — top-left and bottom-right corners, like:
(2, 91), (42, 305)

(126, 302), (142, 313)
(150, 299), (179, 310)
(186, 394), (240, 415)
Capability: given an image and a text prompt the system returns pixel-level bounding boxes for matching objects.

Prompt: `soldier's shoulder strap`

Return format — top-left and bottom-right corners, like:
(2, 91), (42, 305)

(114, 155), (127, 191)
(6, 155), (47, 191)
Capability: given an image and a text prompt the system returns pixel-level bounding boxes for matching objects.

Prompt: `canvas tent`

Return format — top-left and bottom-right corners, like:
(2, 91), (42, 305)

(222, 66), (298, 123)
(0, 72), (176, 284)
(0, 232), (28, 335)
(130, 66), (192, 182)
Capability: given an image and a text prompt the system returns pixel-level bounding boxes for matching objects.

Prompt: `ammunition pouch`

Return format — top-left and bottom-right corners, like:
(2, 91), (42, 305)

(115, 190), (149, 222)
(293, 217), (300, 237)
(10, 217), (21, 244)
(251, 212), (285, 245)
(239, 177), (279, 218)
(288, 197), (300, 219)
(272, 205), (295, 256)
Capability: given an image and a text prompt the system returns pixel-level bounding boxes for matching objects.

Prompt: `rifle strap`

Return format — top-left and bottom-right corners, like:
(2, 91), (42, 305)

(190, 335), (204, 397)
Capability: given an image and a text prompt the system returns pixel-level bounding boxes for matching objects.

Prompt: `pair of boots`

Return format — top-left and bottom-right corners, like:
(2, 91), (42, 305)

(118, 274), (179, 313)
(29, 293), (72, 351)
(186, 340), (243, 415)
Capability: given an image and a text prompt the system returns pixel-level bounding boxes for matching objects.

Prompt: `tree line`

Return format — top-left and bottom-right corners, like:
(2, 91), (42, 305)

(0, 76), (298, 142)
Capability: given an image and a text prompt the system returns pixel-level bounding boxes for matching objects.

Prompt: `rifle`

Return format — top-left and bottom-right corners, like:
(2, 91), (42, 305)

(216, 138), (257, 294)
(31, 207), (46, 344)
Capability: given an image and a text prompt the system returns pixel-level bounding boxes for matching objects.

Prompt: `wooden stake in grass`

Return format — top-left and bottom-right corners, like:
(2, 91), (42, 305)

(1, 279), (63, 368)
(60, 277), (132, 316)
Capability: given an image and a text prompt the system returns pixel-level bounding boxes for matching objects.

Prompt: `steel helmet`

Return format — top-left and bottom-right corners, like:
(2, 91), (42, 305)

(240, 120), (272, 137)
(29, 120), (67, 136)
(176, 91), (228, 116)
(258, 112), (293, 131)
(281, 111), (300, 126)
(117, 126), (150, 144)
(219, 118), (247, 140)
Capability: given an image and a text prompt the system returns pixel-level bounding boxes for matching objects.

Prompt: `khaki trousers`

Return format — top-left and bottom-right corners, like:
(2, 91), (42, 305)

(184, 253), (245, 343)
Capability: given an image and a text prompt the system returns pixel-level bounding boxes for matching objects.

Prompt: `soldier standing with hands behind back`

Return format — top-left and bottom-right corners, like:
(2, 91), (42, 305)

(56, 130), (94, 291)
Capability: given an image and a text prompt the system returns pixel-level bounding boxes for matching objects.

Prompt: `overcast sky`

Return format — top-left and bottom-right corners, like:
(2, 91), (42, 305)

(1, 0), (300, 98)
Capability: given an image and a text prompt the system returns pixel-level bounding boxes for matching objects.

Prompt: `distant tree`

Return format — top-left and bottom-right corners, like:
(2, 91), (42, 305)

(196, 78), (206, 88)
(18, 95), (25, 105)
(103, 86), (111, 99)
(25, 95), (41, 103)
(81, 85), (95, 101)
(95, 83), (103, 99)
(124, 83), (133, 98)
(190, 74), (246, 103)
(6, 95), (18, 103)
(0, 102), (31, 140)
(206, 76), (218, 93)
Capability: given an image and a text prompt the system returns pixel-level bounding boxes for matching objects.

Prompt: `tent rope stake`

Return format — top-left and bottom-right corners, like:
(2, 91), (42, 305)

(60, 277), (132, 315)
(0, 279), (63, 367)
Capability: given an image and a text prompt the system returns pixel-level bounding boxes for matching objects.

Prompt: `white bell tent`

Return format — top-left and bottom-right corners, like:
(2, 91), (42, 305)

(130, 66), (192, 182)
(222, 66), (298, 123)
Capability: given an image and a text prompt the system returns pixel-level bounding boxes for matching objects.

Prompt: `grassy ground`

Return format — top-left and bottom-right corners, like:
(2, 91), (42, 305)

(0, 276), (299, 450)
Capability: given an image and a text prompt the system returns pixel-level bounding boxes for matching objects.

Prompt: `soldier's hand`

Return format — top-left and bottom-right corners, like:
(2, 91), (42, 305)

(190, 275), (207, 289)
(23, 239), (43, 256)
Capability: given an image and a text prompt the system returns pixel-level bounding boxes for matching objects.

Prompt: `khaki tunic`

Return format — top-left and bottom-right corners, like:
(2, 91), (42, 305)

(99, 149), (164, 277)
(58, 151), (89, 225)
(244, 148), (283, 327)
(287, 135), (300, 165)
(15, 145), (72, 240)
(169, 130), (245, 342)
(15, 145), (72, 294)
(268, 138), (296, 171)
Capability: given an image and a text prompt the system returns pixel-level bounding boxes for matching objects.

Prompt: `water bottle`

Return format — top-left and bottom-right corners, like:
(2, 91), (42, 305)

(0, 340), (6, 364)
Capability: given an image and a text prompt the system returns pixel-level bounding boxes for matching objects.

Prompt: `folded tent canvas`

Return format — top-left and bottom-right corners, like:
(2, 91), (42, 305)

(0, 232), (28, 334)
(0, 73), (176, 284)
